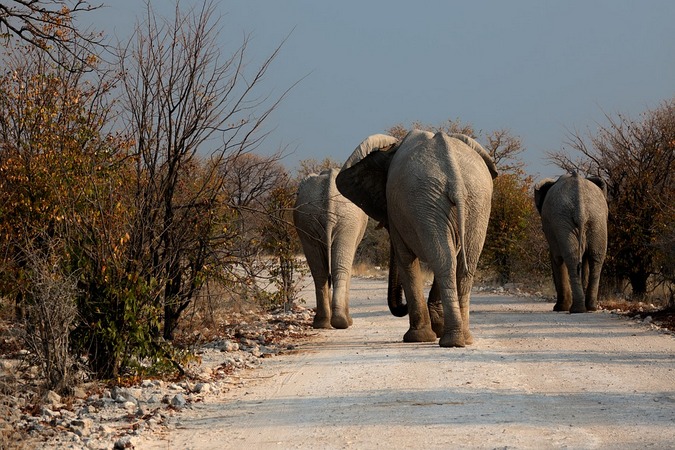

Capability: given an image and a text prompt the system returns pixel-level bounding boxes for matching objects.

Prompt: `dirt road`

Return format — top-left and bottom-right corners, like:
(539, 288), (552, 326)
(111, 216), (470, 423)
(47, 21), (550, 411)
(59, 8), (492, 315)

(143, 278), (675, 449)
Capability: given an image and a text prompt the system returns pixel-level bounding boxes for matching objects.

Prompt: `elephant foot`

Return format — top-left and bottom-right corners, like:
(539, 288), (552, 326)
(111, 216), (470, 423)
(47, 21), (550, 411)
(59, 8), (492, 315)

(403, 327), (437, 343)
(330, 312), (352, 329)
(569, 304), (587, 314)
(553, 303), (570, 312)
(439, 330), (465, 348)
(585, 302), (598, 312)
(312, 315), (332, 329)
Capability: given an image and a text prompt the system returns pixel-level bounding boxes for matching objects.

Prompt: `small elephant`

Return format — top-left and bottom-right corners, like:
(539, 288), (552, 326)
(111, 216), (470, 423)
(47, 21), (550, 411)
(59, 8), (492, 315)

(293, 134), (399, 329)
(534, 172), (608, 313)
(336, 130), (498, 347)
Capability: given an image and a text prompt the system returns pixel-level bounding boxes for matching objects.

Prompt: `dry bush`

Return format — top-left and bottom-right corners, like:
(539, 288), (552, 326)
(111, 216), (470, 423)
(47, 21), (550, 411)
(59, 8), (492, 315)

(22, 249), (79, 394)
(172, 281), (271, 344)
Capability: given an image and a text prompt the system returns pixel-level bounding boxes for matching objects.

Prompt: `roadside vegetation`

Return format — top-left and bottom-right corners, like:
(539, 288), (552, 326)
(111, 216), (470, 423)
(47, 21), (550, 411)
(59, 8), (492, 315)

(0, 3), (673, 446)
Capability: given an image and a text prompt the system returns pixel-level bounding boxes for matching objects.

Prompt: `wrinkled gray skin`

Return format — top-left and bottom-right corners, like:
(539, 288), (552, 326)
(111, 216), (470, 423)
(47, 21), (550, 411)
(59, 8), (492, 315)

(293, 135), (399, 329)
(336, 130), (498, 347)
(534, 173), (609, 313)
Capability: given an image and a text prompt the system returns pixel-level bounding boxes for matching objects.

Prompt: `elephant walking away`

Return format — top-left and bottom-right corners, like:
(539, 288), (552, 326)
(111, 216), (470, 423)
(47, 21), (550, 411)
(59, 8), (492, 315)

(534, 173), (608, 313)
(293, 134), (399, 329)
(337, 130), (498, 347)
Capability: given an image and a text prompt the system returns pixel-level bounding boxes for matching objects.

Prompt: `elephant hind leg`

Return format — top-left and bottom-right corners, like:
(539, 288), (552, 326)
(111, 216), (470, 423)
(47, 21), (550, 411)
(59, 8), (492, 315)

(438, 285), (466, 348)
(567, 263), (587, 314)
(433, 272), (474, 347)
(584, 255), (604, 312)
(551, 253), (572, 312)
(330, 283), (352, 329)
(427, 278), (444, 338)
(457, 272), (474, 346)
(297, 234), (338, 328)
(398, 257), (436, 343)
(311, 276), (332, 328)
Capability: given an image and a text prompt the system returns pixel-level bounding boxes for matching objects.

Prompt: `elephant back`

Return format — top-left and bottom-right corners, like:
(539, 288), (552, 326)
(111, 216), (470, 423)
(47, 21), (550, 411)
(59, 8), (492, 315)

(537, 173), (608, 237)
(447, 134), (498, 180)
(294, 170), (333, 232)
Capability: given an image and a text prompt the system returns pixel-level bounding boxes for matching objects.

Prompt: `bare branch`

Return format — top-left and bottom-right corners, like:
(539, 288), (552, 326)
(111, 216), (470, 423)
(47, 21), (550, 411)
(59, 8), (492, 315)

(0, 1), (104, 71)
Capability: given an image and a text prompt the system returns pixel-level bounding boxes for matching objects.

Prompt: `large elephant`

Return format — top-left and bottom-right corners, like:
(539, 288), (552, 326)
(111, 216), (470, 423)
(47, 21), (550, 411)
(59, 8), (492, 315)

(534, 172), (608, 313)
(293, 134), (399, 329)
(336, 130), (498, 347)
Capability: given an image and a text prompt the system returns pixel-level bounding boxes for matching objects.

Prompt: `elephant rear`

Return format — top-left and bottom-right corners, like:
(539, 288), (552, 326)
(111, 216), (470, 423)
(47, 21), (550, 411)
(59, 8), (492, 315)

(336, 129), (498, 347)
(294, 172), (331, 264)
(294, 134), (399, 330)
(386, 131), (495, 275)
(534, 173), (609, 312)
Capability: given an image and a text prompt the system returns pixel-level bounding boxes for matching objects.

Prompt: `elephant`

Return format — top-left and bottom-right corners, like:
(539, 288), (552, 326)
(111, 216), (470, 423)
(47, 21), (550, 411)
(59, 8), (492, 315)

(336, 130), (498, 347)
(534, 172), (609, 313)
(293, 134), (399, 329)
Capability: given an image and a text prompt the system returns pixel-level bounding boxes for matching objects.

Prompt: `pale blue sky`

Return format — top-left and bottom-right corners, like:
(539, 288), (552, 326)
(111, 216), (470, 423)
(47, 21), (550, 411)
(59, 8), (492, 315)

(89, 1), (675, 177)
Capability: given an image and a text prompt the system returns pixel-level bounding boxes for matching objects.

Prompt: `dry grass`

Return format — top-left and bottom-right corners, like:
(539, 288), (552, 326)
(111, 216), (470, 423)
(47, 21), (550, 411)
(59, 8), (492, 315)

(173, 285), (263, 344)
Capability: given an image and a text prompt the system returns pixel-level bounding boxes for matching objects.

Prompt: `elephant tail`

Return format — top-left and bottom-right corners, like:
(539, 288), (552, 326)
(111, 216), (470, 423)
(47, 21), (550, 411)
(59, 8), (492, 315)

(456, 187), (469, 274)
(325, 169), (340, 289)
(440, 133), (469, 274)
(572, 172), (586, 279)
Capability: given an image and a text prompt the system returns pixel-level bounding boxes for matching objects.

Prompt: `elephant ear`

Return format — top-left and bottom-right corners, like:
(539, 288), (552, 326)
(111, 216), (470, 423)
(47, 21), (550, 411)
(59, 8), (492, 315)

(336, 147), (397, 225)
(341, 134), (398, 170)
(534, 178), (557, 214)
(586, 176), (608, 199)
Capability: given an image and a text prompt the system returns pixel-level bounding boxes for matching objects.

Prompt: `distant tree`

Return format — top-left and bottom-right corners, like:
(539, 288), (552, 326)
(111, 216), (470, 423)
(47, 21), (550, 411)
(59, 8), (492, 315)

(387, 118), (475, 141)
(550, 99), (675, 299)
(223, 153), (288, 210)
(216, 151), (296, 303)
(296, 157), (340, 180)
(118, 0), (288, 342)
(485, 128), (526, 173)
(258, 176), (304, 310)
(481, 130), (546, 284)
(355, 219), (390, 267)
(221, 152), (287, 252)
(0, 0), (102, 69)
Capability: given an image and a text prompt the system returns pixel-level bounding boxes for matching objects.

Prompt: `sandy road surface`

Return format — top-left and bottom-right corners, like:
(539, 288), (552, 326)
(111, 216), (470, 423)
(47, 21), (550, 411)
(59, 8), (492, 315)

(143, 278), (675, 449)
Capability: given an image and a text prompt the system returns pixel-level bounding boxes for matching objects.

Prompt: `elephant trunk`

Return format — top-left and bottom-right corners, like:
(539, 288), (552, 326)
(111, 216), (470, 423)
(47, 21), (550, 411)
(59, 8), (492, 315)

(387, 240), (407, 317)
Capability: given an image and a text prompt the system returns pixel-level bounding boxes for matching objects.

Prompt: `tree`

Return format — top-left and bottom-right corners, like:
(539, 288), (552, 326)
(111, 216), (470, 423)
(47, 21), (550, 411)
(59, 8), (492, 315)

(485, 128), (526, 173)
(118, 1), (288, 340)
(295, 157), (340, 180)
(223, 153), (288, 211)
(0, 0), (102, 69)
(550, 100), (675, 298)
(481, 130), (546, 284)
(387, 118), (475, 141)
(258, 176), (304, 310)
(0, 18), (128, 383)
(0, 22), (116, 306)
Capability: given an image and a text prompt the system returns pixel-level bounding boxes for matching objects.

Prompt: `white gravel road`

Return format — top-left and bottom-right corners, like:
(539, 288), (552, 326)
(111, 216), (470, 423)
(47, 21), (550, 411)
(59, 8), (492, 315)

(142, 278), (675, 449)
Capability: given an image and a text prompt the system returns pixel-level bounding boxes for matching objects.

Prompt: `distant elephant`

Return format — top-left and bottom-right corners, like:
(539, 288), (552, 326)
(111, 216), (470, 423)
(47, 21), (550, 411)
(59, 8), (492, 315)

(293, 134), (399, 329)
(336, 130), (498, 347)
(534, 172), (608, 313)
